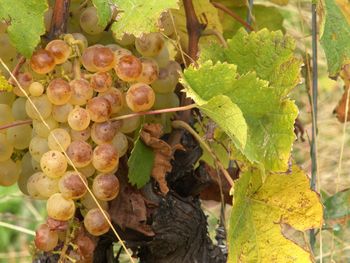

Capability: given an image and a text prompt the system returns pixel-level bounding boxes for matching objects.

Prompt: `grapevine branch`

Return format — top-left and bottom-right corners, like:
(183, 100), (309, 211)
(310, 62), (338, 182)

(48, 0), (71, 39)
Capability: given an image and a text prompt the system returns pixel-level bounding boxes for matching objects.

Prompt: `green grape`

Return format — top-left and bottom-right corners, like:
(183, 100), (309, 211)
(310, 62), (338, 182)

(52, 103), (73, 123)
(0, 133), (13, 161)
(31, 158), (42, 172)
(68, 106), (91, 131)
(111, 132), (128, 157)
(29, 136), (49, 162)
(47, 193), (76, 221)
(135, 32), (165, 57)
(113, 33), (135, 46)
(59, 171), (87, 200)
(0, 103), (14, 126)
(71, 32), (88, 50)
(83, 208), (110, 236)
(69, 78), (93, 105)
(81, 192), (108, 210)
(40, 150), (67, 178)
(29, 82), (44, 97)
(47, 78), (72, 105)
(34, 224), (59, 252)
(153, 45), (170, 68)
(91, 121), (118, 145)
(30, 49), (56, 74)
(17, 152), (34, 195)
(151, 67), (178, 93)
(80, 6), (105, 35)
(12, 97), (29, 120)
(46, 39), (72, 64)
(33, 172), (60, 198)
(78, 162), (96, 178)
(90, 72), (112, 92)
(92, 173), (119, 201)
(25, 95), (53, 120)
(158, 11), (175, 36)
(66, 140), (93, 168)
(0, 92), (15, 105)
(27, 172), (45, 199)
(117, 107), (141, 134)
(114, 55), (142, 82)
(86, 97), (112, 123)
(137, 58), (159, 84)
(0, 159), (21, 186)
(33, 117), (58, 138)
(153, 92), (179, 110)
(126, 83), (155, 112)
(167, 60), (182, 78)
(48, 128), (71, 151)
(70, 127), (91, 141)
(92, 144), (119, 173)
(98, 87), (124, 114)
(6, 124), (32, 150)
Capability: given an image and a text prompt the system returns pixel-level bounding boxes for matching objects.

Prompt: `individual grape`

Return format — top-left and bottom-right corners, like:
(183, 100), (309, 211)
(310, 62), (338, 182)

(66, 140), (93, 168)
(46, 39), (71, 64)
(92, 173), (119, 201)
(47, 78), (72, 105)
(0, 159), (21, 186)
(0, 104), (14, 126)
(126, 83), (155, 112)
(25, 95), (53, 120)
(31, 158), (42, 172)
(67, 106), (91, 131)
(30, 172), (59, 198)
(137, 58), (159, 84)
(80, 6), (105, 35)
(98, 87), (124, 114)
(59, 171), (87, 200)
(47, 193), (76, 221)
(91, 121), (119, 145)
(11, 97), (28, 120)
(90, 72), (112, 92)
(71, 33), (88, 50)
(52, 103), (73, 123)
(57, 60), (73, 77)
(113, 33), (135, 46)
(27, 172), (45, 199)
(29, 136), (49, 162)
(153, 45), (170, 68)
(0, 134), (13, 161)
(0, 92), (15, 105)
(158, 11), (175, 36)
(86, 97), (112, 123)
(111, 132), (128, 157)
(70, 127), (91, 141)
(167, 60), (182, 78)
(93, 46), (116, 72)
(46, 217), (69, 232)
(74, 231), (96, 259)
(13, 72), (33, 97)
(135, 32), (165, 57)
(35, 224), (59, 252)
(153, 92), (179, 110)
(6, 124), (32, 150)
(48, 128), (71, 151)
(81, 192), (108, 210)
(17, 152), (35, 195)
(40, 150), (67, 178)
(69, 78), (93, 105)
(30, 49), (56, 74)
(78, 162), (96, 178)
(118, 107), (141, 134)
(29, 82), (44, 96)
(114, 47), (132, 61)
(92, 144), (119, 173)
(33, 117), (58, 138)
(114, 55), (142, 82)
(83, 208), (110, 236)
(151, 67), (178, 93)
(81, 45), (100, 72)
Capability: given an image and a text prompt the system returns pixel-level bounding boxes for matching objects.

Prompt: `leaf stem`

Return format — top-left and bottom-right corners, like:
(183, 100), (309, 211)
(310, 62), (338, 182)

(49, 0), (71, 39)
(0, 119), (32, 131)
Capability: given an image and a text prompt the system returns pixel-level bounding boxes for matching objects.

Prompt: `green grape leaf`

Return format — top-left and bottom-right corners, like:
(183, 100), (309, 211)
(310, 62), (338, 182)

(200, 28), (302, 97)
(320, 0), (350, 77)
(92, 0), (113, 28)
(182, 61), (298, 171)
(0, 75), (12, 91)
(128, 130), (155, 188)
(228, 165), (323, 262)
(324, 189), (350, 222)
(0, 0), (48, 58)
(111, 0), (179, 39)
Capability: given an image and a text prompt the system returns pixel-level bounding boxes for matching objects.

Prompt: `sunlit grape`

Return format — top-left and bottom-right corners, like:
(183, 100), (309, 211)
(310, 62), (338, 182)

(25, 95), (53, 120)
(126, 83), (155, 112)
(83, 208), (110, 236)
(91, 121), (119, 145)
(137, 58), (159, 84)
(48, 128), (71, 151)
(92, 173), (119, 201)
(70, 127), (91, 141)
(114, 55), (142, 82)
(29, 82), (44, 97)
(40, 150), (67, 178)
(46, 39), (72, 64)
(90, 72), (112, 92)
(86, 97), (112, 123)
(98, 87), (124, 114)
(13, 72), (33, 97)
(47, 78), (72, 105)
(35, 224), (59, 252)
(68, 106), (91, 131)
(47, 193), (76, 221)
(135, 32), (165, 57)
(92, 144), (119, 173)
(29, 136), (49, 162)
(69, 78), (93, 105)
(0, 159), (21, 186)
(30, 49), (56, 74)
(59, 171), (87, 200)
(66, 140), (93, 168)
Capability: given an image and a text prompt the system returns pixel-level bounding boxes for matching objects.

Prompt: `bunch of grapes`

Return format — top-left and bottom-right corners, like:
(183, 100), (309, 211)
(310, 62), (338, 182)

(0, 10), (181, 259)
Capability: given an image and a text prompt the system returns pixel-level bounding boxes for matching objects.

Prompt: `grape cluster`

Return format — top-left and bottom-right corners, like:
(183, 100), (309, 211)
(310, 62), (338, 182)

(0, 15), (180, 257)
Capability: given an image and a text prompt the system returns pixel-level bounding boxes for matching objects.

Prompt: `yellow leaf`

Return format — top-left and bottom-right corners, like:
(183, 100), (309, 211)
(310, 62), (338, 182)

(228, 165), (323, 262)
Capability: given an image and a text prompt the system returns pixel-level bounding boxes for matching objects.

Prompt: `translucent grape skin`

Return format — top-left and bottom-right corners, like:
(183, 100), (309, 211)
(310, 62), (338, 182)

(25, 95), (53, 120)
(69, 78), (93, 105)
(12, 97), (28, 120)
(59, 171), (87, 200)
(46, 39), (72, 64)
(114, 55), (142, 82)
(27, 172), (46, 199)
(90, 72), (113, 92)
(33, 117), (58, 138)
(92, 173), (120, 201)
(77, 163), (96, 178)
(30, 49), (56, 74)
(52, 103), (73, 123)
(27, 172), (59, 198)
(70, 127), (91, 141)
(151, 66), (178, 93)
(80, 6), (105, 35)
(0, 159), (21, 186)
(68, 106), (91, 131)
(13, 72), (33, 97)
(92, 46), (116, 72)
(66, 140), (93, 168)
(29, 82), (44, 96)
(47, 193), (76, 221)
(81, 192), (108, 211)
(92, 144), (119, 173)
(125, 83), (155, 112)
(6, 124), (32, 150)
(117, 107), (141, 134)
(29, 136), (50, 162)
(48, 128), (71, 151)
(135, 32), (165, 57)
(137, 58), (159, 84)
(86, 97), (112, 123)
(40, 150), (68, 178)
(91, 121), (119, 145)
(83, 208), (110, 236)
(0, 104), (13, 127)
(111, 132), (128, 157)
(98, 88), (124, 114)
(81, 45), (100, 72)
(47, 78), (72, 105)
(0, 133), (13, 161)
(34, 224), (59, 252)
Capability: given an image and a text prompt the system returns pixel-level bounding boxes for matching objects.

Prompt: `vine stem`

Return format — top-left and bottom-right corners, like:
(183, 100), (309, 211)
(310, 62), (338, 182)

(172, 120), (234, 187)
(7, 56), (26, 84)
(0, 119), (32, 131)
(49, 0), (71, 39)
(111, 104), (197, 121)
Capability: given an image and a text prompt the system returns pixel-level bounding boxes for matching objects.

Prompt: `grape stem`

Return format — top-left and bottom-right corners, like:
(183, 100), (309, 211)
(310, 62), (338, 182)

(111, 104), (197, 121)
(48, 0), (71, 39)
(7, 56), (26, 85)
(0, 119), (32, 131)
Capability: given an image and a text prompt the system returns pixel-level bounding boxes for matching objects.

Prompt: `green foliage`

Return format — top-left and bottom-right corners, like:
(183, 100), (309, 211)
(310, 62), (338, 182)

(228, 166), (323, 262)
(324, 189), (350, 221)
(92, 0), (113, 28)
(0, 0), (47, 57)
(320, 0), (350, 77)
(0, 74), (12, 91)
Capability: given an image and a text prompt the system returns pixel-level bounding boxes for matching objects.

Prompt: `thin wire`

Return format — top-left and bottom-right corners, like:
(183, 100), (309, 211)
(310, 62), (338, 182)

(246, 0), (254, 31)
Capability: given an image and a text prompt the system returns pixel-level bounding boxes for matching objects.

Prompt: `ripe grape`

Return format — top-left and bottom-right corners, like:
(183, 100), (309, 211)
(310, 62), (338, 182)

(80, 192), (108, 211)
(47, 193), (76, 221)
(83, 208), (110, 236)
(137, 58), (159, 84)
(52, 103), (73, 123)
(30, 49), (56, 74)
(30, 172), (59, 198)
(33, 117), (58, 138)
(153, 45), (170, 68)
(0, 104), (14, 126)
(98, 87), (124, 114)
(31, 158), (42, 172)
(78, 163), (96, 178)
(59, 171), (87, 200)
(135, 32), (165, 57)
(111, 132), (128, 157)
(11, 97), (28, 120)
(92, 144), (119, 173)
(34, 224), (59, 252)
(46, 39), (71, 64)
(69, 78), (93, 105)
(6, 124), (32, 150)
(167, 60), (182, 78)
(81, 45), (100, 72)
(114, 54), (142, 82)
(40, 150), (68, 178)
(48, 128), (71, 151)
(126, 83), (155, 112)
(114, 47), (132, 60)
(66, 140), (93, 168)
(27, 172), (45, 199)
(80, 6), (105, 35)
(118, 107), (141, 133)
(92, 173), (120, 201)
(151, 67), (178, 93)
(68, 106), (91, 131)
(29, 136), (49, 162)
(0, 133), (13, 161)
(91, 121), (119, 145)
(90, 72), (112, 92)
(47, 78), (72, 105)
(71, 33), (88, 50)
(70, 127), (91, 141)
(25, 95), (53, 120)
(13, 72), (33, 97)
(29, 82), (44, 96)
(86, 97), (112, 123)
(93, 46), (116, 72)
(0, 159), (21, 186)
